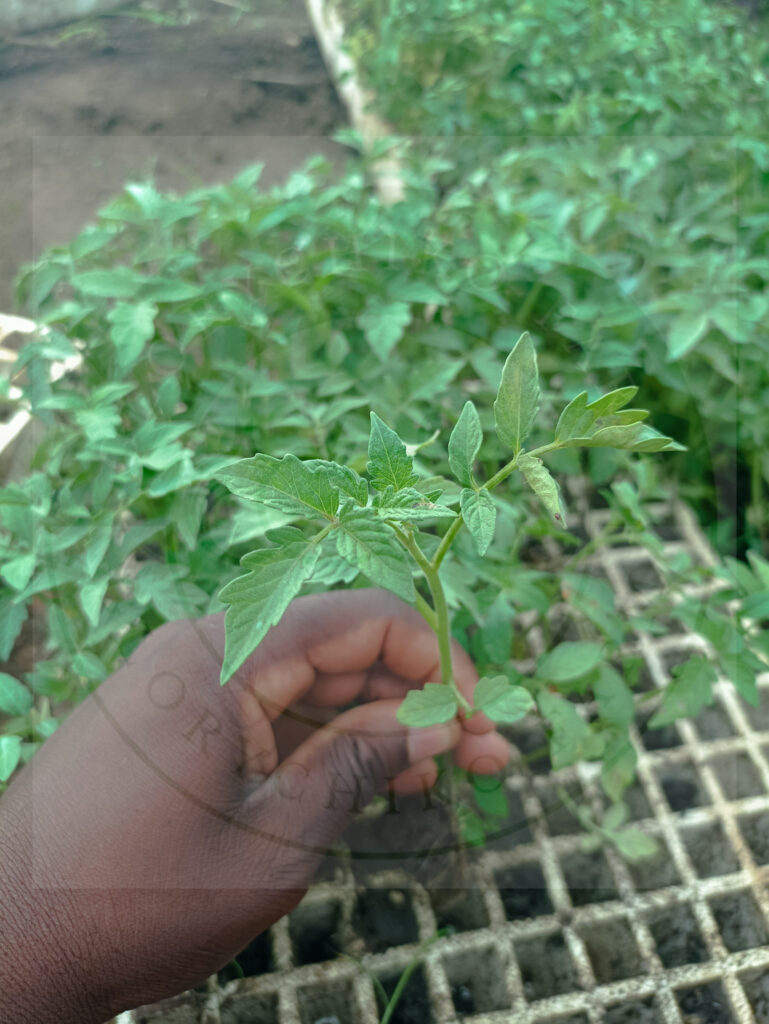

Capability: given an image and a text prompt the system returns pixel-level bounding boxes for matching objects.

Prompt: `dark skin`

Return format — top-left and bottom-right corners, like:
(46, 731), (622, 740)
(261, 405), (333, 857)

(0, 590), (508, 1023)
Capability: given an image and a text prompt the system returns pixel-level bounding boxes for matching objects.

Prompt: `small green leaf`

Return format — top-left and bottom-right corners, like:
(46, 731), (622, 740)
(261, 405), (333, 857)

(493, 332), (540, 453)
(539, 691), (603, 769)
(107, 301), (157, 371)
(613, 828), (658, 861)
(601, 734), (637, 803)
(0, 553), (36, 591)
(460, 487), (496, 555)
(472, 774), (508, 818)
(555, 391), (592, 442)
(218, 537), (322, 683)
(358, 299), (412, 359)
(373, 487), (457, 523)
(649, 656), (717, 728)
(448, 400), (483, 486)
(79, 577), (109, 627)
(584, 386), (639, 418)
(0, 600), (28, 661)
(336, 507), (415, 604)
(171, 488), (207, 551)
(0, 672), (34, 716)
(70, 267), (142, 298)
(594, 665), (634, 726)
(668, 311), (709, 361)
(215, 453), (340, 519)
(367, 413), (418, 492)
(0, 735), (22, 782)
(397, 683), (458, 726)
(473, 675), (534, 722)
(537, 641), (604, 683)
(517, 453), (567, 526)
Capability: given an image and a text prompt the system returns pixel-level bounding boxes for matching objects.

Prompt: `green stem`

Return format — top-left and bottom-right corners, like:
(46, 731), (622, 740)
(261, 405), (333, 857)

(431, 440), (562, 570)
(415, 590), (438, 630)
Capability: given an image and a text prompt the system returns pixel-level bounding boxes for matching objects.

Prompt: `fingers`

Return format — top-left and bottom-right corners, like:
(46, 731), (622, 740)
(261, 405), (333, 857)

(250, 700), (459, 855)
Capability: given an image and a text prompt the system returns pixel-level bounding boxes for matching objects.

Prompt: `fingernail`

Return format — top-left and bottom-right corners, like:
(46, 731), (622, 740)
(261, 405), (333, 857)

(408, 722), (458, 763)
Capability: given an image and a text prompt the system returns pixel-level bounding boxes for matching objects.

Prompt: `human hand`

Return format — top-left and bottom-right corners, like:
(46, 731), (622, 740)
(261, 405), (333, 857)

(0, 589), (508, 1022)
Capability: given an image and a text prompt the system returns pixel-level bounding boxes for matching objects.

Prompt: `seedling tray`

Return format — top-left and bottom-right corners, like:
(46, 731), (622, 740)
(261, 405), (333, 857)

(125, 497), (769, 1024)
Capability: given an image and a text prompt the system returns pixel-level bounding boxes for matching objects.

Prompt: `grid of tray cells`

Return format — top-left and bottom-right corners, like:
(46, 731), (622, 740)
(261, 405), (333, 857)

(126, 499), (769, 1024)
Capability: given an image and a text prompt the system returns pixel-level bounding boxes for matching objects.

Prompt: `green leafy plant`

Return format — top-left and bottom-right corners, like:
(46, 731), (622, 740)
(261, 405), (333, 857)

(214, 332), (690, 854)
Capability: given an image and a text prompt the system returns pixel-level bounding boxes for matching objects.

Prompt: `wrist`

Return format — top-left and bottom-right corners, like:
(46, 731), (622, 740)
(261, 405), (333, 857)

(0, 779), (111, 1024)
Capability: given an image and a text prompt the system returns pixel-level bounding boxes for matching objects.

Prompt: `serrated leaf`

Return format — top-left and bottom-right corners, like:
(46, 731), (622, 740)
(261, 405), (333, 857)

(493, 332), (539, 453)
(0, 672), (33, 716)
(460, 487), (496, 555)
(358, 299), (412, 358)
(373, 486), (457, 523)
(473, 675), (534, 722)
(396, 683), (457, 726)
(538, 691), (602, 769)
(448, 400), (483, 486)
(215, 453), (340, 519)
(0, 735), (22, 782)
(336, 508), (415, 604)
(107, 301), (157, 371)
(303, 460), (368, 505)
(218, 537), (322, 683)
(517, 453), (567, 526)
(594, 664), (634, 726)
(649, 656), (717, 727)
(367, 413), (418, 492)
(537, 641), (604, 683)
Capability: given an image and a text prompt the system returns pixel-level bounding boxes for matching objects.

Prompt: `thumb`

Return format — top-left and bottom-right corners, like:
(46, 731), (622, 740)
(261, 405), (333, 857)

(241, 700), (459, 878)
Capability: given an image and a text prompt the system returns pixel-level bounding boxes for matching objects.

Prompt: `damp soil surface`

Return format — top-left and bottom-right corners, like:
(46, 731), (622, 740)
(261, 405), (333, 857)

(0, 0), (346, 312)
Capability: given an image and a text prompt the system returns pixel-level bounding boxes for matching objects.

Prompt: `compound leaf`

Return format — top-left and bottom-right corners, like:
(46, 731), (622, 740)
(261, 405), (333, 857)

(493, 332), (539, 452)
(215, 453), (340, 519)
(473, 675), (534, 723)
(448, 400), (482, 486)
(336, 507), (415, 603)
(367, 413), (418, 492)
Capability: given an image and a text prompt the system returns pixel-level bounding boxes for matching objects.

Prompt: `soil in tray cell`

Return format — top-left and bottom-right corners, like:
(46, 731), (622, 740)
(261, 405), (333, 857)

(739, 812), (769, 865)
(578, 917), (644, 983)
(681, 821), (740, 878)
(560, 848), (618, 906)
(626, 836), (680, 890)
(623, 559), (664, 592)
(351, 888), (419, 954)
(710, 890), (769, 952)
(540, 781), (585, 835)
(674, 981), (733, 1024)
(221, 995), (279, 1024)
(741, 968), (769, 1024)
(710, 752), (764, 800)
(515, 931), (580, 1001)
(637, 709), (682, 752)
(657, 761), (710, 812)
(604, 1000), (662, 1024)
(429, 886), (489, 933)
(692, 702), (735, 741)
(445, 945), (510, 1015)
(297, 980), (355, 1024)
(217, 930), (272, 983)
(376, 966), (434, 1024)
(648, 903), (708, 968)
(289, 899), (343, 965)
(494, 860), (554, 920)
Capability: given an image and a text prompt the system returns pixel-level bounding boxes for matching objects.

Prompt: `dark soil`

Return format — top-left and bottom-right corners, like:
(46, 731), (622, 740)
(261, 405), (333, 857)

(579, 918), (644, 983)
(681, 822), (740, 878)
(658, 762), (709, 812)
(626, 838), (680, 890)
(741, 968), (769, 1024)
(429, 886), (489, 933)
(648, 904), (708, 968)
(709, 890), (768, 952)
(739, 812), (769, 864)
(710, 752), (764, 801)
(289, 899), (343, 965)
(445, 945), (510, 1016)
(624, 559), (664, 592)
(674, 981), (733, 1024)
(351, 887), (419, 954)
(217, 929), (273, 983)
(692, 703), (735, 740)
(297, 980), (354, 1024)
(515, 931), (579, 1001)
(604, 1000), (662, 1024)
(494, 860), (554, 920)
(560, 849), (618, 906)
(0, 0), (346, 312)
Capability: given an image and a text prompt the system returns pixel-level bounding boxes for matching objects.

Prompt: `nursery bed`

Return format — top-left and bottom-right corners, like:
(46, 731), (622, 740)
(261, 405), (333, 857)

(124, 497), (769, 1024)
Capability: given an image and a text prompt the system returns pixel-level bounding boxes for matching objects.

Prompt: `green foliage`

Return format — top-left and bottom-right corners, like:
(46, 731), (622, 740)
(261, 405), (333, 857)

(338, 0), (769, 553)
(1, 145), (763, 865)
